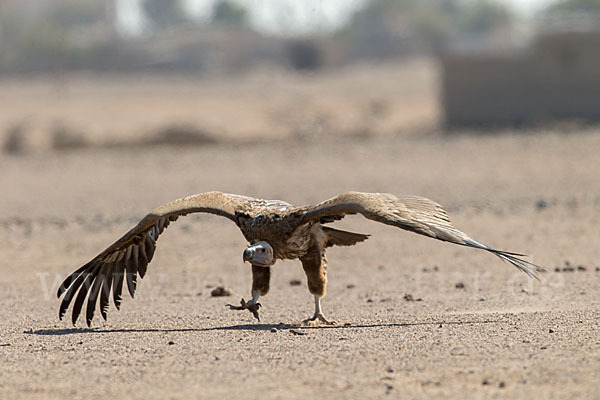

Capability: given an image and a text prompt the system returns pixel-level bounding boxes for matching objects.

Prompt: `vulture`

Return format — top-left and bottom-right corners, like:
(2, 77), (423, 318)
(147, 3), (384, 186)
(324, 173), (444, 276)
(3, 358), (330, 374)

(57, 191), (543, 326)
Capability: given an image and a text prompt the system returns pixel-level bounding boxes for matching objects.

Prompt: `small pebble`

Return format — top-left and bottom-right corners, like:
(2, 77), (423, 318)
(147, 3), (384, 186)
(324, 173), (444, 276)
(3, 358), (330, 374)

(270, 328), (278, 333)
(499, 381), (506, 388)
(479, 297), (486, 301)
(577, 265), (586, 271)
(346, 284), (356, 289)
(289, 279), (302, 286)
(210, 286), (233, 297)
(168, 341), (175, 345)
(535, 199), (549, 210)
(344, 322), (352, 326)
(549, 329), (554, 333)
(290, 329), (307, 336)
(403, 294), (414, 301)
(455, 282), (465, 289)
(482, 379), (489, 385)
(596, 267), (600, 272)
(387, 367), (394, 373)
(563, 261), (574, 272)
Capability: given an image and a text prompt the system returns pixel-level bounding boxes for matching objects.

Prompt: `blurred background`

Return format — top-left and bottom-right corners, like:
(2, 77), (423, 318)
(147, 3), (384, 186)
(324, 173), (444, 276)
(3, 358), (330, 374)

(2, 0), (600, 153)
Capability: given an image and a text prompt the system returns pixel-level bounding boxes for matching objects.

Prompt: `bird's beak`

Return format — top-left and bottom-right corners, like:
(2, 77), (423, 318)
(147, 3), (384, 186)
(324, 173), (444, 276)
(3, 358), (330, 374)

(243, 248), (254, 263)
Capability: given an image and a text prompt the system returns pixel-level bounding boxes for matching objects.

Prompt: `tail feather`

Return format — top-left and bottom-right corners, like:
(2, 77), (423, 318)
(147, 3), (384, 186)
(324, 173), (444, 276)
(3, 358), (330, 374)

(322, 226), (370, 248)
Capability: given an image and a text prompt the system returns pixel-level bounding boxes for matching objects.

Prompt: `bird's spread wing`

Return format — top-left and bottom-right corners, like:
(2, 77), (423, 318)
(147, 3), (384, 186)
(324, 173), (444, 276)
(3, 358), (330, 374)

(294, 192), (544, 279)
(57, 191), (260, 326)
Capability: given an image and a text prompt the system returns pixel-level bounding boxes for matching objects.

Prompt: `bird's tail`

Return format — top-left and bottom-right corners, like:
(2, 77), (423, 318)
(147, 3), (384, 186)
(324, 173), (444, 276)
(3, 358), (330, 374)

(322, 226), (370, 248)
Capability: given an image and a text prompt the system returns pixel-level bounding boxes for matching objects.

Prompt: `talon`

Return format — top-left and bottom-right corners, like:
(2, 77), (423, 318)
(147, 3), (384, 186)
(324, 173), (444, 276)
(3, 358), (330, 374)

(226, 298), (247, 311)
(248, 303), (261, 321)
(302, 313), (336, 326)
(226, 298), (261, 321)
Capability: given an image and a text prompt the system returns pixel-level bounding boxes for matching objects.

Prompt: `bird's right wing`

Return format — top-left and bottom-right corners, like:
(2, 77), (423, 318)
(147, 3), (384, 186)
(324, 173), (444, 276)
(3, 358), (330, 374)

(57, 191), (260, 326)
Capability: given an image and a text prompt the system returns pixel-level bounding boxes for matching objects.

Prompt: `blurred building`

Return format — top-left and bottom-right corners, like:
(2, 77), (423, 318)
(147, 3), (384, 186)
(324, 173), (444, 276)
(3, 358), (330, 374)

(442, 30), (600, 127)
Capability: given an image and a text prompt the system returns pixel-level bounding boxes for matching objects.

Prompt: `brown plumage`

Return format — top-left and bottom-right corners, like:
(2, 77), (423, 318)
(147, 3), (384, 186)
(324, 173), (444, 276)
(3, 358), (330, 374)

(57, 191), (543, 326)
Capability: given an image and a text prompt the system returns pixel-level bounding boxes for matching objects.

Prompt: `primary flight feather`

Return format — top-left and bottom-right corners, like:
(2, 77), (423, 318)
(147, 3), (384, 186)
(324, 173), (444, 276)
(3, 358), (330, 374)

(57, 191), (544, 326)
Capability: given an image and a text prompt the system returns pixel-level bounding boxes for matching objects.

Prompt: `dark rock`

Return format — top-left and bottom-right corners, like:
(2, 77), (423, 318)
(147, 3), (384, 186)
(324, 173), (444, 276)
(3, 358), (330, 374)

(535, 199), (549, 210)
(210, 286), (233, 297)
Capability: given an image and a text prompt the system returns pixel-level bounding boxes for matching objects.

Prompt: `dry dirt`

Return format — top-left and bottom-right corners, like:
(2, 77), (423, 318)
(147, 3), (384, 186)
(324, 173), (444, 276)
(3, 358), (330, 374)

(0, 66), (599, 399)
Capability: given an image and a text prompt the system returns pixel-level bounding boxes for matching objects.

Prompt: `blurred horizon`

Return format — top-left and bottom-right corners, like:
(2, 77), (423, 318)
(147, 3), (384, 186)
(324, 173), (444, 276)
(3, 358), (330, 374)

(2, 0), (600, 77)
(2, 0), (600, 153)
(118, 0), (556, 36)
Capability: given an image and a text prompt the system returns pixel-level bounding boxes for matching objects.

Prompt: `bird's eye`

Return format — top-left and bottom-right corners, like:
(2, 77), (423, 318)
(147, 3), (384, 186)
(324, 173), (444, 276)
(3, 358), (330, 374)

(261, 248), (266, 253)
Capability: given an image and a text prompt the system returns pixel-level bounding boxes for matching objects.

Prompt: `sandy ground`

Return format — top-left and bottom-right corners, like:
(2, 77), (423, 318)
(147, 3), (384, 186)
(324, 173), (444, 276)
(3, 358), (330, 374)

(1, 67), (599, 399)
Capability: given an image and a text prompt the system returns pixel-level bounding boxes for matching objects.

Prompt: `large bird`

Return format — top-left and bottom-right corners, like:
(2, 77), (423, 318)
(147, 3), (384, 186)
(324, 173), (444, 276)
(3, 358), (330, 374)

(57, 191), (543, 326)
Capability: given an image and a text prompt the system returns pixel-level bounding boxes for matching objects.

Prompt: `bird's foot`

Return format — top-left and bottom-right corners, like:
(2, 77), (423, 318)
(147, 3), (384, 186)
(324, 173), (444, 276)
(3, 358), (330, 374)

(226, 298), (261, 321)
(301, 313), (336, 326)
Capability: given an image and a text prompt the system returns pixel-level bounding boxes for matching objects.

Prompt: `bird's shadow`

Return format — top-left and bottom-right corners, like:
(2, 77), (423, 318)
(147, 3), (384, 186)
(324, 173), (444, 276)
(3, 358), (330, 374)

(26, 319), (503, 336)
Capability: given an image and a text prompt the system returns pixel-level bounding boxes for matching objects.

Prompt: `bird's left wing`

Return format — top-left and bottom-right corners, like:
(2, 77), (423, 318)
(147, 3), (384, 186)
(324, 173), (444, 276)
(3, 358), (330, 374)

(292, 192), (544, 279)
(57, 191), (259, 326)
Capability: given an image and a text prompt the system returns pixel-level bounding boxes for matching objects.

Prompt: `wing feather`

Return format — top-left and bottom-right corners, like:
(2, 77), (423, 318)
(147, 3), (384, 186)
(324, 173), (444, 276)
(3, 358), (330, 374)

(125, 245), (138, 299)
(295, 192), (544, 278)
(59, 268), (90, 321)
(71, 263), (102, 325)
(85, 262), (109, 325)
(100, 260), (116, 320)
(57, 191), (260, 326)
(112, 268), (124, 311)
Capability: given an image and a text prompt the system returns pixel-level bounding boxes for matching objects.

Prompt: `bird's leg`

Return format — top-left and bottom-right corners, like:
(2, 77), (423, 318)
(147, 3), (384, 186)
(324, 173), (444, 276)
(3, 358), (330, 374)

(226, 290), (262, 321)
(302, 296), (336, 326)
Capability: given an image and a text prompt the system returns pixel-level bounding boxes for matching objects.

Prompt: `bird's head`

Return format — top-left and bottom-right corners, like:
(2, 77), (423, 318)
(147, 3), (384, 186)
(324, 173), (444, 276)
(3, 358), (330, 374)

(243, 241), (275, 266)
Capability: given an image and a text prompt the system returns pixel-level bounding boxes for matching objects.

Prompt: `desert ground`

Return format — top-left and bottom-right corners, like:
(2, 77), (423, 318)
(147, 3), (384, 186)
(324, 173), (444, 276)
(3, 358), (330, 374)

(1, 60), (599, 399)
